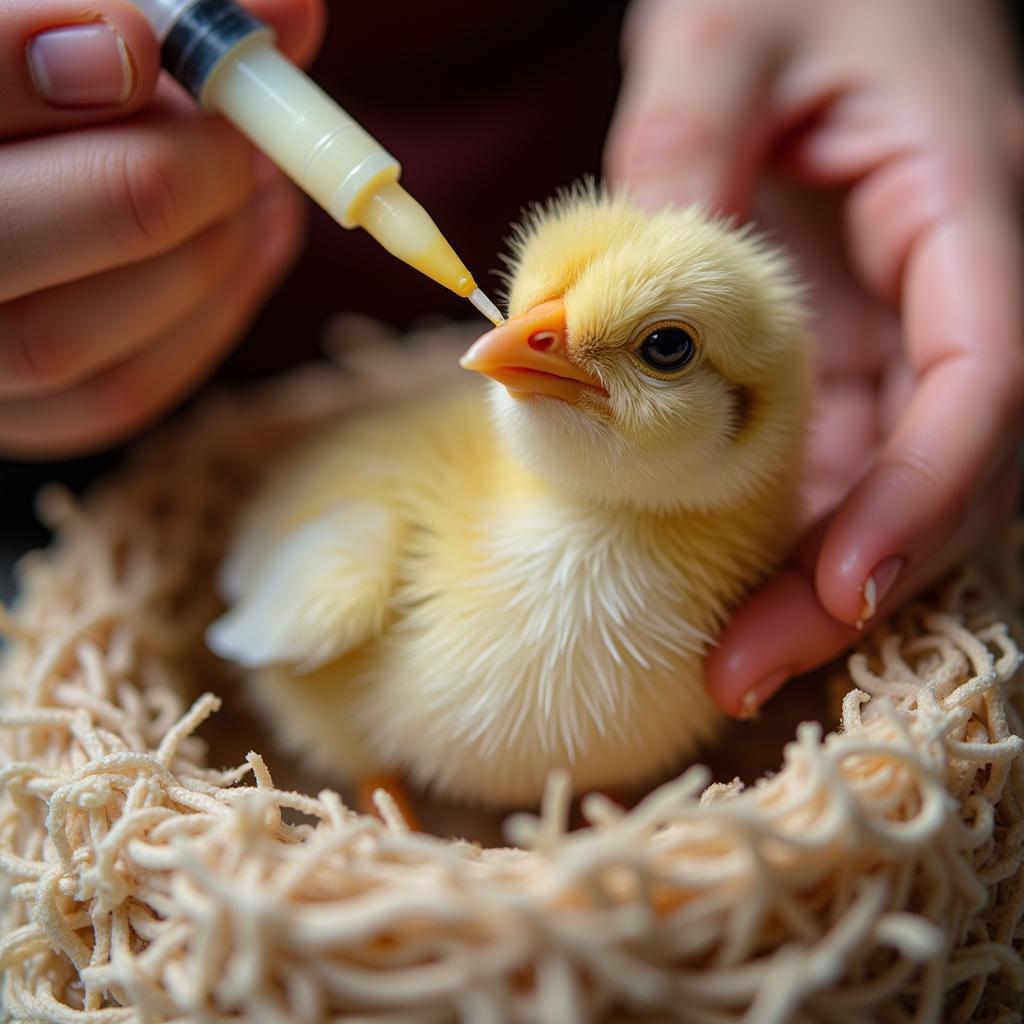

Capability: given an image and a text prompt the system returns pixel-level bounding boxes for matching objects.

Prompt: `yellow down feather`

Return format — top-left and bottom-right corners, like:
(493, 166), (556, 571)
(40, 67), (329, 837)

(208, 186), (812, 806)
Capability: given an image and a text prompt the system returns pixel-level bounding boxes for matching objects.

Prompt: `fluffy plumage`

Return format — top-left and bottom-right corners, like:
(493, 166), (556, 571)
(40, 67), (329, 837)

(208, 187), (811, 806)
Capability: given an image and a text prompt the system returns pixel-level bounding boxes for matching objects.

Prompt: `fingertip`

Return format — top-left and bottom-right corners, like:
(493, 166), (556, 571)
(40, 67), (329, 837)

(864, 555), (905, 623)
(813, 542), (882, 627)
(5, 0), (161, 136)
(707, 570), (858, 717)
(245, 0), (326, 66)
(813, 476), (913, 628)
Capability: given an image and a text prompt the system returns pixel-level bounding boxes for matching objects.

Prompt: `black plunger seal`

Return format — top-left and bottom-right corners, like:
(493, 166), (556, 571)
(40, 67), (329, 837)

(161, 0), (271, 101)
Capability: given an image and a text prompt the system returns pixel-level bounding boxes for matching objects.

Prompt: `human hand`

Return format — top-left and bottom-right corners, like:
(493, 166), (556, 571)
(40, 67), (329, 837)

(0, 0), (325, 457)
(605, 0), (1024, 715)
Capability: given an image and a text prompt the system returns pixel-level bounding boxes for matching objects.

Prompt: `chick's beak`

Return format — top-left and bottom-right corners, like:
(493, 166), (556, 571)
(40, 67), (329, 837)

(459, 299), (606, 403)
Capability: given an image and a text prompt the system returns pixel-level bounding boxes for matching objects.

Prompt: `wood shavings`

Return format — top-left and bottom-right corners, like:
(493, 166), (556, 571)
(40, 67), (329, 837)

(1, 340), (1023, 1022)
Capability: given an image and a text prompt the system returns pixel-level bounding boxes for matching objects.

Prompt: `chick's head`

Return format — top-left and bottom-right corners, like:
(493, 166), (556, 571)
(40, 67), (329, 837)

(461, 187), (811, 511)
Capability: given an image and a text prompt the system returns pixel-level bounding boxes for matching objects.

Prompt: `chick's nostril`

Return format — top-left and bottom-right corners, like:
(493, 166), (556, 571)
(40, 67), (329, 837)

(528, 331), (558, 352)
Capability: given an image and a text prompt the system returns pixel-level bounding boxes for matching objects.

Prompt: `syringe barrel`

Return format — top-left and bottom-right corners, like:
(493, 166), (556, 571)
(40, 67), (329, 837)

(128, 0), (401, 227)
(127, 0), (480, 299)
(202, 38), (401, 228)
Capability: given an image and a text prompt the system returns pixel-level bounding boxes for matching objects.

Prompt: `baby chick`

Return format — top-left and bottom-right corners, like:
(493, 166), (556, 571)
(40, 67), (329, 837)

(207, 187), (811, 808)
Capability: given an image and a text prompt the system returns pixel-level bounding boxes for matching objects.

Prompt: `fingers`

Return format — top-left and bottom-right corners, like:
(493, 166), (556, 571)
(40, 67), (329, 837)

(604, 0), (789, 214)
(0, 179), (304, 457)
(774, 39), (1024, 629)
(707, 568), (857, 716)
(0, 84), (262, 302)
(247, 0), (326, 67)
(695, 2), (1024, 714)
(815, 185), (1024, 625)
(707, 455), (1021, 716)
(1, 0), (325, 140)
(1, 0), (159, 138)
(0, 178), (298, 400)
(0, 0), (323, 457)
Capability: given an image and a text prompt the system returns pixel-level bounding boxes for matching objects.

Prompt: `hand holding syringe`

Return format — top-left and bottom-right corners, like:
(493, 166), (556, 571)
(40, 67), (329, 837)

(0, 0), (319, 456)
(0, 0), (497, 459)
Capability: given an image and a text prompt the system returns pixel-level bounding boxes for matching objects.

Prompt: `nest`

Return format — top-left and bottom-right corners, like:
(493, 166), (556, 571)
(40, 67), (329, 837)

(1, 326), (1023, 1023)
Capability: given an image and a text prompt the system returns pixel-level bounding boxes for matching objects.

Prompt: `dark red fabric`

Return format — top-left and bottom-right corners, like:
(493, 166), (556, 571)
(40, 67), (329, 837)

(222, 0), (628, 379)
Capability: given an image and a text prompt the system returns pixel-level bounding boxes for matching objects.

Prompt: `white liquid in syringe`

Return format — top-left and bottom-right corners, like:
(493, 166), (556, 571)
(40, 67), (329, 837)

(202, 37), (478, 299)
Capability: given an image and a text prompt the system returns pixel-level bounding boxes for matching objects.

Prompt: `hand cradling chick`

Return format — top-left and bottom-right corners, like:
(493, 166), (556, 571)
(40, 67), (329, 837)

(207, 187), (811, 808)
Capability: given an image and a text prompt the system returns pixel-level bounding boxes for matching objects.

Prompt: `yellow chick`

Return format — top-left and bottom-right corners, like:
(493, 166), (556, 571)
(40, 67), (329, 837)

(207, 187), (811, 808)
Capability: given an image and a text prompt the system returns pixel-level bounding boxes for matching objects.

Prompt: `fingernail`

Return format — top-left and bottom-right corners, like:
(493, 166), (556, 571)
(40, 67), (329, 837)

(857, 555), (904, 628)
(28, 23), (134, 107)
(736, 689), (761, 721)
(737, 665), (794, 719)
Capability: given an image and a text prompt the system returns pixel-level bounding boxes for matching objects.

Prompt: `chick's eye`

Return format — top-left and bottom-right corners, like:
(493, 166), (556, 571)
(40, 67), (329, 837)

(637, 326), (696, 372)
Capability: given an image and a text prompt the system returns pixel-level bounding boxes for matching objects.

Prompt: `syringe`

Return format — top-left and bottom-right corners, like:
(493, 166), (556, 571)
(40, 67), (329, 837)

(130, 0), (503, 325)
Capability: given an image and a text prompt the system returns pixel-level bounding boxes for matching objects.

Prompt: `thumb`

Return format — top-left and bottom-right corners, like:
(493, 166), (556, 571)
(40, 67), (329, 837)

(2, 0), (160, 139)
(3, 0), (325, 141)
(604, 0), (787, 215)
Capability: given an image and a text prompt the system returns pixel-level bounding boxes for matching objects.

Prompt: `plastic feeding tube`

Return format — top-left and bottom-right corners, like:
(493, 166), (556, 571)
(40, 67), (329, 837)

(130, 0), (503, 324)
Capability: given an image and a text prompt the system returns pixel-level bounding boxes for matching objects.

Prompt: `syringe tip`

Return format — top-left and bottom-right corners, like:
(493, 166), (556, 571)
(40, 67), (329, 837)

(469, 288), (503, 326)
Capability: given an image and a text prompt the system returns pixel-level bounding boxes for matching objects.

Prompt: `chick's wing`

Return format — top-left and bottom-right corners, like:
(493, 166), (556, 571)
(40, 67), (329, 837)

(206, 499), (400, 673)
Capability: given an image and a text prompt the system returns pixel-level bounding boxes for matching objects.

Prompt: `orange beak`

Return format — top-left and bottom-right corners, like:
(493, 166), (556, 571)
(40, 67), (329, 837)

(459, 299), (607, 404)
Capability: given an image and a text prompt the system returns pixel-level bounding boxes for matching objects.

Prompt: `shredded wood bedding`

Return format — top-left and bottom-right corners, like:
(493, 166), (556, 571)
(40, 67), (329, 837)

(1, 325), (1022, 1023)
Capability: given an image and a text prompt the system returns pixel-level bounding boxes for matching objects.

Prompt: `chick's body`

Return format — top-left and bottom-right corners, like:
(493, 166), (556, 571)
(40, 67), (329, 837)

(209, 190), (811, 807)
